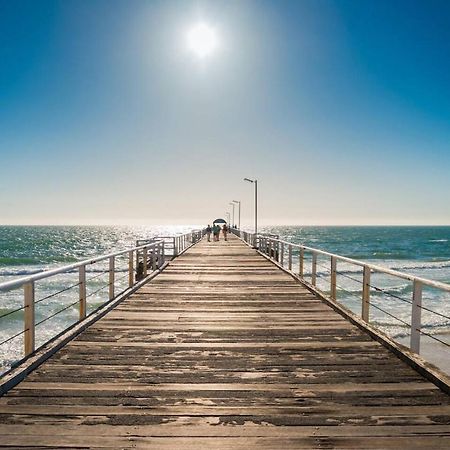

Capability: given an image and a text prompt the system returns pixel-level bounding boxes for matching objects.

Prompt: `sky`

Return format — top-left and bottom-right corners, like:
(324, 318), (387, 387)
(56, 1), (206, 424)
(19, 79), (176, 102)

(1, 0), (449, 226)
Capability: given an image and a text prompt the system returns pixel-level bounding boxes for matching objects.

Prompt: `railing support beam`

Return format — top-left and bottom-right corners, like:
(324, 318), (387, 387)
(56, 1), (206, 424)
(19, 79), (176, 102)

(410, 280), (422, 354)
(128, 251), (134, 288)
(143, 248), (148, 276)
(330, 256), (337, 300)
(299, 247), (304, 278)
(79, 265), (86, 320)
(362, 266), (371, 322)
(109, 256), (115, 300)
(24, 281), (35, 357)
(311, 253), (317, 286)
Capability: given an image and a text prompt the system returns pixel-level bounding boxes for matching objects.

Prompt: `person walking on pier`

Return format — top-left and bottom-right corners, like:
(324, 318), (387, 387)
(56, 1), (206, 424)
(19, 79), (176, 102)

(212, 224), (220, 241)
(222, 224), (228, 241)
(206, 224), (212, 242)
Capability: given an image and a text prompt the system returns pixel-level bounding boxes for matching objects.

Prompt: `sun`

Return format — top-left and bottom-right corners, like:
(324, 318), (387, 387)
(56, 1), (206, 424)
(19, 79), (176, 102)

(186, 23), (218, 58)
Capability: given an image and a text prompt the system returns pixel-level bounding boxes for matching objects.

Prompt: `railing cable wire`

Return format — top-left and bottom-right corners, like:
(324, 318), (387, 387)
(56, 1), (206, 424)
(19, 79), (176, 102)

(0, 305), (26, 321)
(368, 283), (412, 305)
(336, 270), (363, 285)
(35, 281), (82, 305)
(417, 304), (450, 321)
(369, 301), (411, 328)
(0, 329), (27, 347)
(85, 283), (110, 299)
(86, 271), (109, 282)
(418, 329), (450, 348)
(35, 300), (80, 328)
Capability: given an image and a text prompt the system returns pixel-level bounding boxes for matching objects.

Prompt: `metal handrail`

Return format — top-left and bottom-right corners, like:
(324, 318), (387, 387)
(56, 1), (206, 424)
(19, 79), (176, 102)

(136, 229), (206, 257)
(268, 238), (450, 293)
(0, 240), (163, 293)
(233, 229), (450, 360)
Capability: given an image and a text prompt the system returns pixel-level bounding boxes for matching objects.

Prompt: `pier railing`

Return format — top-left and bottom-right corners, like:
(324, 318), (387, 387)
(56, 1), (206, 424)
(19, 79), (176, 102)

(234, 230), (450, 368)
(0, 230), (202, 375)
(136, 229), (205, 257)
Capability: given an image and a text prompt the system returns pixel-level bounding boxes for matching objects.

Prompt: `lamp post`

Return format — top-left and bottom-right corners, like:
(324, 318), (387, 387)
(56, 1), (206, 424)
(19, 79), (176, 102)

(244, 178), (257, 235)
(232, 200), (241, 229)
(229, 202), (235, 228)
(226, 212), (231, 225)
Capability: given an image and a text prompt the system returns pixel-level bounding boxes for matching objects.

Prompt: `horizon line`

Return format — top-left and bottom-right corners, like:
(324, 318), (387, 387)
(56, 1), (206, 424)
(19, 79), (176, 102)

(1, 223), (450, 227)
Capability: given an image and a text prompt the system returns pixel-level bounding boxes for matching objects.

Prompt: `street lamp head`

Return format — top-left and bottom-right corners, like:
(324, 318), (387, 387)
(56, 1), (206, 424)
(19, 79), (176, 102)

(244, 178), (254, 183)
(232, 200), (240, 203)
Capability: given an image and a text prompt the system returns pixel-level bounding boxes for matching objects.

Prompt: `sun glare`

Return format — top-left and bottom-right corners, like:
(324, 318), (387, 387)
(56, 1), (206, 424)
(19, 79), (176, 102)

(186, 23), (218, 58)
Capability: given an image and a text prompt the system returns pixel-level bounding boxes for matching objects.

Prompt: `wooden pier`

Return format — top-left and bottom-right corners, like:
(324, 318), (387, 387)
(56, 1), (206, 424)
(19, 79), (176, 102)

(0, 234), (450, 448)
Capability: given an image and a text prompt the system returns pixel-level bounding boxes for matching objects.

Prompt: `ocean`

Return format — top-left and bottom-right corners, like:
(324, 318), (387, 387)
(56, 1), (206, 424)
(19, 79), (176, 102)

(1, 225), (449, 374)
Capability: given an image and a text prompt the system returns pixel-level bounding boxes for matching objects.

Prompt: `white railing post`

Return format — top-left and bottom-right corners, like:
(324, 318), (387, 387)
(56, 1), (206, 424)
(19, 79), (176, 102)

(288, 245), (292, 271)
(311, 253), (317, 286)
(128, 250), (134, 288)
(160, 242), (165, 267)
(109, 256), (115, 300)
(362, 265), (371, 322)
(143, 247), (148, 276)
(330, 256), (337, 300)
(135, 249), (139, 276)
(299, 247), (304, 278)
(152, 246), (157, 271)
(173, 237), (178, 257)
(280, 242), (284, 266)
(24, 281), (35, 357)
(79, 265), (86, 320)
(410, 280), (422, 353)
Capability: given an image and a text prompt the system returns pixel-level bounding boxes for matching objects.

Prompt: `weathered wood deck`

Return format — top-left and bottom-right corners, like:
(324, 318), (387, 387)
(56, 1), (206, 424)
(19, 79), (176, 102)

(1, 234), (450, 448)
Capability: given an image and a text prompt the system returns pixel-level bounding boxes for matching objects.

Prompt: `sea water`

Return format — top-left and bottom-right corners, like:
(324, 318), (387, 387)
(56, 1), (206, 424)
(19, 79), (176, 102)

(1, 225), (449, 373)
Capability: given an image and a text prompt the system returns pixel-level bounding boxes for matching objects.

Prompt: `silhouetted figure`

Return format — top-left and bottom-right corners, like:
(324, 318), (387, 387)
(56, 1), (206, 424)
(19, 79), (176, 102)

(223, 224), (228, 241)
(213, 224), (221, 241)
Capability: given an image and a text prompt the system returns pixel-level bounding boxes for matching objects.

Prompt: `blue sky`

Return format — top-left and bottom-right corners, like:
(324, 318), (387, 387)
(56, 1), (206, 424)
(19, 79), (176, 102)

(1, 0), (449, 225)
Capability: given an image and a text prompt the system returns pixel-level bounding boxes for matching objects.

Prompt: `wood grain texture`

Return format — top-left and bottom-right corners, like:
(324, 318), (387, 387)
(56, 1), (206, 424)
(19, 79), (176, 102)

(0, 234), (449, 449)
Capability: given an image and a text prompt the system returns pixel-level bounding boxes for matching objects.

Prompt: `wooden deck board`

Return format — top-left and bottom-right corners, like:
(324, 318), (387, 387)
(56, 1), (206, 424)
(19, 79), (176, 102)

(0, 234), (449, 448)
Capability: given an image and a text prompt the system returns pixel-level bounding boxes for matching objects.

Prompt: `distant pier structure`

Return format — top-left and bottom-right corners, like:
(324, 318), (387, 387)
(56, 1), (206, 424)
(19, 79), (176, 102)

(0, 230), (450, 448)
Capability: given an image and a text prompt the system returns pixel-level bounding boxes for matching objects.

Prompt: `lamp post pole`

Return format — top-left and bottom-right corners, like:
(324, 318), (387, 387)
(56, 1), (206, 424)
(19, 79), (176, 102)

(229, 203), (235, 228)
(232, 200), (241, 229)
(244, 178), (258, 235)
(226, 212), (231, 225)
